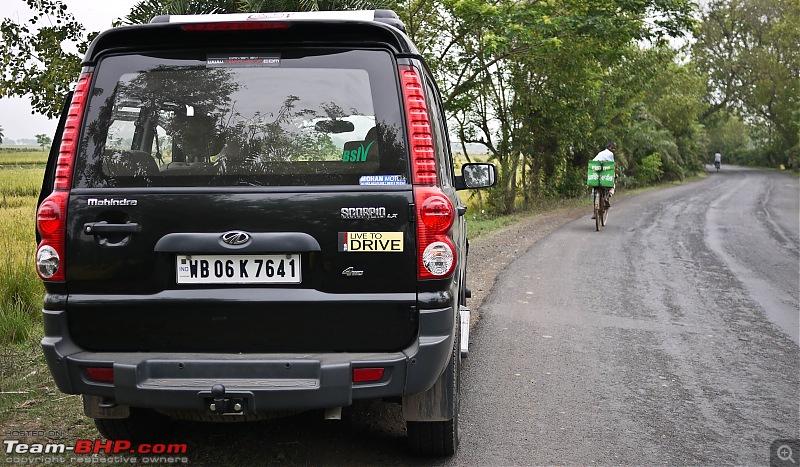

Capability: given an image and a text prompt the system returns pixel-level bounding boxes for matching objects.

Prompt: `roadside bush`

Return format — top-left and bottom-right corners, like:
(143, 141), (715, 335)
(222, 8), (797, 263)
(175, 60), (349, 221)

(633, 152), (664, 186)
(554, 164), (588, 198)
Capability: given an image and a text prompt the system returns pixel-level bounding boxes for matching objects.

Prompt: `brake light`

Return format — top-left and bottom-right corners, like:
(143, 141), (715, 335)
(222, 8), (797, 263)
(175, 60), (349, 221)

(182, 22), (289, 32)
(86, 367), (114, 383)
(36, 71), (92, 281)
(419, 193), (454, 231)
(399, 65), (436, 185)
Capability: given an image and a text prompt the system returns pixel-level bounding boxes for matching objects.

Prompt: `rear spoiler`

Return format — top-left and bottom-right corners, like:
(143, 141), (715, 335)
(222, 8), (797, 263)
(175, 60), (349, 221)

(83, 9), (415, 62)
(150, 9), (406, 33)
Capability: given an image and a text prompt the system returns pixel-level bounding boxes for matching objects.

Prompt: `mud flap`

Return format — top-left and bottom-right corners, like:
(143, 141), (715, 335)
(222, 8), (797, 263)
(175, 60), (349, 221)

(460, 306), (470, 358)
(402, 315), (460, 422)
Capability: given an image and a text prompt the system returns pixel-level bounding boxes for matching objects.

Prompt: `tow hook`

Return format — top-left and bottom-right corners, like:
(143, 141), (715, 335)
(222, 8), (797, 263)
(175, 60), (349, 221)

(207, 384), (244, 415)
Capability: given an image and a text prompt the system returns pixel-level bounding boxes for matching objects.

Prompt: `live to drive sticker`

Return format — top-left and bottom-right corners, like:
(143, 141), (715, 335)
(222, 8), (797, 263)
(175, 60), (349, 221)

(339, 232), (403, 252)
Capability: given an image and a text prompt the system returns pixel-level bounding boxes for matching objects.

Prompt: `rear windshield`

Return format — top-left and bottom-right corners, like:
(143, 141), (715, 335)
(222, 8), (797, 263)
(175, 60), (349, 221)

(74, 49), (408, 188)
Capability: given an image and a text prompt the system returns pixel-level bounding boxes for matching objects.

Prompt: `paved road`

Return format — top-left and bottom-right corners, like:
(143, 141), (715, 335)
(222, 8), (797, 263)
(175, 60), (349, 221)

(454, 167), (799, 465)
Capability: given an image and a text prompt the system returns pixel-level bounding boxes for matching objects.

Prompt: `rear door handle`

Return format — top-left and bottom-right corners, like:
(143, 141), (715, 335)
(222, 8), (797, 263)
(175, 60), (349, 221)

(83, 222), (140, 235)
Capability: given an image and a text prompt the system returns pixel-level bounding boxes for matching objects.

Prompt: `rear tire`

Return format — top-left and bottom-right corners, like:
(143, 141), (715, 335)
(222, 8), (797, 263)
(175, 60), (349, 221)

(593, 190), (601, 231)
(407, 315), (461, 456)
(94, 408), (169, 443)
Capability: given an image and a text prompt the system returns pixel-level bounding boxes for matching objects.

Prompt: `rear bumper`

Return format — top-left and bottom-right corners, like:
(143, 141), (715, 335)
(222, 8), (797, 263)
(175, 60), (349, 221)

(41, 303), (455, 413)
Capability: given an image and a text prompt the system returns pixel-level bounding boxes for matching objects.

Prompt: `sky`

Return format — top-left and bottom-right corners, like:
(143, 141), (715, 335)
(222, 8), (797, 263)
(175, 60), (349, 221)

(0, 0), (139, 141)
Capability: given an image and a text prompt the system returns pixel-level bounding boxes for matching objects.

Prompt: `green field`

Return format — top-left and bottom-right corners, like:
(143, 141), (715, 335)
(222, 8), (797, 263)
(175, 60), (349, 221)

(0, 149), (68, 452)
(0, 151), (45, 345)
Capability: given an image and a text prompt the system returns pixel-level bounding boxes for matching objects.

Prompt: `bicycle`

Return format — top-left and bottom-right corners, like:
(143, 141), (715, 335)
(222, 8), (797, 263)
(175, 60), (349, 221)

(587, 160), (614, 231)
(592, 187), (610, 231)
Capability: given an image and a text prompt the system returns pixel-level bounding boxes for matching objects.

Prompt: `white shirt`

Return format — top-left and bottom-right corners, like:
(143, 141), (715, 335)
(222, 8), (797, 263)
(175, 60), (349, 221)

(715, 153), (722, 162)
(593, 148), (615, 162)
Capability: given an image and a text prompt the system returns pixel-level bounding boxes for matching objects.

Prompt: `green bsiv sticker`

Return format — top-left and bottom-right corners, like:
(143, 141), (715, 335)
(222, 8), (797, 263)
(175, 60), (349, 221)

(207, 54), (280, 68)
(343, 141), (375, 162)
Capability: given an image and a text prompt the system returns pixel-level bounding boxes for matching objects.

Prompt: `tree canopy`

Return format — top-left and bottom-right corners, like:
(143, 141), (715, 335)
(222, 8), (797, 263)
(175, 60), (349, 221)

(693, 0), (800, 167)
(0, 0), (91, 118)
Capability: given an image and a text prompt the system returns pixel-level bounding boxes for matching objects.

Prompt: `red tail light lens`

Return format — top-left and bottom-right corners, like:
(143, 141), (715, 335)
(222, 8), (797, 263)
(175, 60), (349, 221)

(419, 193), (454, 232)
(55, 72), (92, 190)
(399, 65), (436, 185)
(36, 198), (64, 236)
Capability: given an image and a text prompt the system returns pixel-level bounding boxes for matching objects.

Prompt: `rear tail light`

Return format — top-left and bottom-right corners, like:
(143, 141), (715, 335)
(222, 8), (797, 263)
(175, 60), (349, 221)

(415, 187), (456, 278)
(55, 72), (91, 190)
(36, 71), (92, 281)
(35, 192), (68, 279)
(399, 64), (457, 279)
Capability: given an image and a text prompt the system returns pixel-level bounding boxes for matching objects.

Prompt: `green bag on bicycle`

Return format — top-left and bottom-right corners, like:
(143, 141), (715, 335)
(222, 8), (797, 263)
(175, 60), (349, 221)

(587, 161), (615, 188)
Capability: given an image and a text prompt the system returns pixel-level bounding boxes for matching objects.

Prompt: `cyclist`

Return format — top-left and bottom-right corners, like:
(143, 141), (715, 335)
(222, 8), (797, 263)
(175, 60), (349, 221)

(714, 151), (722, 171)
(590, 142), (616, 220)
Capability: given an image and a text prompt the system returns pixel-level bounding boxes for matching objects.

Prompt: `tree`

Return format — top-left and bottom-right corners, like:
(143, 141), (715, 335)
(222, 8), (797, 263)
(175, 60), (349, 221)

(0, 0), (92, 118)
(693, 0), (800, 166)
(705, 112), (752, 161)
(0, 125), (4, 144)
(36, 133), (52, 149)
(394, 0), (697, 213)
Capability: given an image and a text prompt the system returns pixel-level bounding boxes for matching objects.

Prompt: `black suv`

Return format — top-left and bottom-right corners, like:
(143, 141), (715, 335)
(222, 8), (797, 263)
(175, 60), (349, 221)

(35, 10), (495, 456)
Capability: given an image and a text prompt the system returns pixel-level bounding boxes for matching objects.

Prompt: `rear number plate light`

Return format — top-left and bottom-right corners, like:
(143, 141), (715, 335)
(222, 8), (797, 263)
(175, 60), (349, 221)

(176, 254), (301, 284)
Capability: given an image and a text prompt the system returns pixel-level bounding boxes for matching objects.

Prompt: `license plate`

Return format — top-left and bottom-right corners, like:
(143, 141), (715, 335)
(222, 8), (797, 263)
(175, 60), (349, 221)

(176, 254), (301, 284)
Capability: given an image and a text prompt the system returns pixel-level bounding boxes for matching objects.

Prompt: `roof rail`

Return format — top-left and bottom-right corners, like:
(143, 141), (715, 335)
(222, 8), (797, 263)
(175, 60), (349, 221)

(150, 9), (406, 33)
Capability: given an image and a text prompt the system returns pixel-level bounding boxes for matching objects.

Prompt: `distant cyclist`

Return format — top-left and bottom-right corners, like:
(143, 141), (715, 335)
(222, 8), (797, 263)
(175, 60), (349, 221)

(590, 141), (617, 219)
(714, 152), (722, 171)
(593, 141), (616, 205)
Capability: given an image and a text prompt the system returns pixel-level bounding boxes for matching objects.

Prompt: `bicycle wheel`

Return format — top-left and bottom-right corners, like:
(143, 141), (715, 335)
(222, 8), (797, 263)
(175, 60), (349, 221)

(601, 190), (609, 227)
(593, 190), (601, 231)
